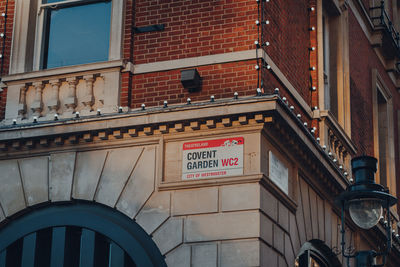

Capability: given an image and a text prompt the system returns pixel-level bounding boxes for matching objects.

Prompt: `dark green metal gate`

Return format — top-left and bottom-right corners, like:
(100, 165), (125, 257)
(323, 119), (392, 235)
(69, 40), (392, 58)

(0, 202), (167, 267)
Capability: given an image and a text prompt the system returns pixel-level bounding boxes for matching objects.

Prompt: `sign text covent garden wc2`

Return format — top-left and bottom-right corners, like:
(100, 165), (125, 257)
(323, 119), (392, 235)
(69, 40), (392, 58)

(182, 137), (244, 180)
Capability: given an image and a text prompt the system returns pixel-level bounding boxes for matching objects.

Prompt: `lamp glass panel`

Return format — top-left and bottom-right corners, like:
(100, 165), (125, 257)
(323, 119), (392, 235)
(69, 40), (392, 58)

(348, 198), (383, 229)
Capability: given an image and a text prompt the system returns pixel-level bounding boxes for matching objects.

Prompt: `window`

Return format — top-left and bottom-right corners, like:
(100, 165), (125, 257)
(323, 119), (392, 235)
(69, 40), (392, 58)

(296, 252), (329, 267)
(372, 69), (396, 194)
(10, 0), (123, 74)
(318, 0), (351, 134)
(370, 0), (390, 15)
(322, 8), (338, 119)
(321, 1), (339, 120)
(295, 241), (341, 267)
(377, 90), (389, 186)
(41, 0), (111, 69)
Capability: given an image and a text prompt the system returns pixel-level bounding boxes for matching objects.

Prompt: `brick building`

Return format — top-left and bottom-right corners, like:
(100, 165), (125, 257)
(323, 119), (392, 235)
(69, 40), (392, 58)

(0, 0), (398, 266)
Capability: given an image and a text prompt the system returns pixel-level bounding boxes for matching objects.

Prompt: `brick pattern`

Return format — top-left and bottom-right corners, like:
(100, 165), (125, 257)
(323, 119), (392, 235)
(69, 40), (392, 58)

(262, 69), (313, 127)
(121, 72), (132, 108)
(133, 0), (258, 64)
(261, 0), (311, 106)
(0, 0), (397, 186)
(0, 0), (13, 121)
(309, 0), (319, 132)
(123, 0), (134, 62)
(131, 60), (258, 108)
(0, 87), (6, 119)
(348, 9), (399, 157)
(0, 0), (13, 77)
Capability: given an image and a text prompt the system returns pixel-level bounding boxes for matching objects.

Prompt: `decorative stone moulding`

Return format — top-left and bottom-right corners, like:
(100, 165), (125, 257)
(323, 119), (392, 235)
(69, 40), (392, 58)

(0, 112), (272, 153)
(0, 96), (350, 198)
(1, 61), (124, 125)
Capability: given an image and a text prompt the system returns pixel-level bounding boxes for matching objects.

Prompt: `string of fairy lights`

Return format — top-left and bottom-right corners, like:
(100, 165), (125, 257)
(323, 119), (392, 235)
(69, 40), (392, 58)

(253, 0), (351, 181)
(0, 0), (8, 79)
(255, 0), (270, 93)
(5, 0), (351, 181)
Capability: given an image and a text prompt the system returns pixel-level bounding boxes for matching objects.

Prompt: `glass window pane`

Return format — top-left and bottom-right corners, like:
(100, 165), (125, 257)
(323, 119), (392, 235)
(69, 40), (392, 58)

(44, 2), (111, 69)
(43, 0), (79, 3)
(43, 0), (71, 3)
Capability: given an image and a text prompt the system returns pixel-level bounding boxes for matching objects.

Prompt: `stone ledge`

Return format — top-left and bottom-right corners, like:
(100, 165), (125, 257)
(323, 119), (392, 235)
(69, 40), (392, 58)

(0, 96), (277, 152)
(1, 60), (125, 84)
(159, 174), (263, 191)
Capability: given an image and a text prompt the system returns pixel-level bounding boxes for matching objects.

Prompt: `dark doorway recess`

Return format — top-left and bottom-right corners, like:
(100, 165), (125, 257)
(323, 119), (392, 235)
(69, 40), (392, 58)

(0, 201), (166, 267)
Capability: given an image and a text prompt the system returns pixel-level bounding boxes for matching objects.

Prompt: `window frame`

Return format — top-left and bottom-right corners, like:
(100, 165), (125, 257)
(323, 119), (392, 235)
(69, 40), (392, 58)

(10, 0), (124, 74)
(39, 0), (113, 69)
(317, 0), (351, 135)
(371, 69), (396, 196)
(295, 244), (336, 267)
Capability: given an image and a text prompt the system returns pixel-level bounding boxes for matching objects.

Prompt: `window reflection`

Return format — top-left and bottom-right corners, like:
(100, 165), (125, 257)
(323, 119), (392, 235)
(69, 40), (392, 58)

(43, 1), (111, 69)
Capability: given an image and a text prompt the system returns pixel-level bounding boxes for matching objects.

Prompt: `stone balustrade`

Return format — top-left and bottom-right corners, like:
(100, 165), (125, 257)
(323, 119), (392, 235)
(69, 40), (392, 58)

(2, 60), (124, 124)
(319, 111), (357, 180)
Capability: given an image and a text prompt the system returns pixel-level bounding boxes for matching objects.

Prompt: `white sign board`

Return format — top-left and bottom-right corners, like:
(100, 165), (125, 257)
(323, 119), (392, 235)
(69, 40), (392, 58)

(269, 151), (289, 194)
(182, 137), (244, 180)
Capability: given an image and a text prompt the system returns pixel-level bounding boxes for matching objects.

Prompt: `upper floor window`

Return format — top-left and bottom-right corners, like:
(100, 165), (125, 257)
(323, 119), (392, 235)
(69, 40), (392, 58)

(371, 69), (396, 195)
(9, 0), (123, 74)
(41, 0), (111, 69)
(318, 0), (351, 134)
(322, 7), (338, 119)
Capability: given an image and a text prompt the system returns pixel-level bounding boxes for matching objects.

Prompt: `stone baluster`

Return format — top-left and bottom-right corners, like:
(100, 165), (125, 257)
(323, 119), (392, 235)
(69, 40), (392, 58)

(48, 79), (61, 114)
(82, 75), (95, 112)
(337, 145), (342, 162)
(17, 85), (27, 119)
(31, 82), (44, 117)
(65, 77), (77, 113)
(343, 150), (349, 170)
(96, 75), (105, 109)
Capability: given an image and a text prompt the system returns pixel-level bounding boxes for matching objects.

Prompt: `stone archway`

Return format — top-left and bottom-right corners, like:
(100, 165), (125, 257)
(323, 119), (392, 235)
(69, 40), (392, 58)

(0, 145), (161, 226)
(0, 201), (167, 266)
(295, 240), (341, 267)
(0, 144), (179, 264)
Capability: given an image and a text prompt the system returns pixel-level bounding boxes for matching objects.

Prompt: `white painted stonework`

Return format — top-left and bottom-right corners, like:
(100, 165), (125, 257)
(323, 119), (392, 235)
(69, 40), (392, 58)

(2, 61), (123, 125)
(0, 99), (350, 266)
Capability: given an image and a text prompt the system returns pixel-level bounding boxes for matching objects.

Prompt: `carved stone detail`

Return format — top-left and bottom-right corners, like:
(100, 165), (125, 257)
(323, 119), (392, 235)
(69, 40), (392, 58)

(17, 85), (27, 119)
(82, 75), (95, 112)
(31, 82), (44, 117)
(65, 78), (77, 113)
(48, 79), (61, 114)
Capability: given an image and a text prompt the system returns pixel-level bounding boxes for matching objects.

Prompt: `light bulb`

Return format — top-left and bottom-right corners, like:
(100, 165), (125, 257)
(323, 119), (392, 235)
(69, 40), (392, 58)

(349, 199), (383, 229)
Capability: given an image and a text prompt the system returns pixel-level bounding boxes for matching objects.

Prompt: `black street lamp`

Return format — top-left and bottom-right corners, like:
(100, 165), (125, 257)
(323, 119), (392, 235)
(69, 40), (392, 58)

(335, 156), (397, 267)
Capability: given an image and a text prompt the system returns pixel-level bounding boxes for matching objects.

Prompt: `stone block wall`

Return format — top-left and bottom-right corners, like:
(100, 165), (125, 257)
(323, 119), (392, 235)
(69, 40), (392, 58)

(0, 122), (350, 266)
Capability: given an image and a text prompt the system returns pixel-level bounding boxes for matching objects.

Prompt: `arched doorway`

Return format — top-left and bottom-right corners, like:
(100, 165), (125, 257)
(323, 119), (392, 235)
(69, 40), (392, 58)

(295, 240), (341, 267)
(0, 201), (166, 267)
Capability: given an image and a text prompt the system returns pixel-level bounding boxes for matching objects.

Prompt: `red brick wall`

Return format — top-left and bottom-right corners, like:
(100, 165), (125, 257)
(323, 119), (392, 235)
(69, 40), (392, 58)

(130, 0), (315, 118)
(129, 0), (262, 108)
(133, 0), (257, 64)
(124, 0), (135, 62)
(0, 0), (14, 120)
(348, 9), (399, 156)
(131, 60), (258, 108)
(0, 0), (14, 77)
(262, 0), (312, 106)
(360, 0), (370, 10)
(0, 87), (6, 119)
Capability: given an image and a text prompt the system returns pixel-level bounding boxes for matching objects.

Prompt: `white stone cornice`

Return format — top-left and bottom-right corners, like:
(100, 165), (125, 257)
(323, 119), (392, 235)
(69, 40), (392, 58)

(2, 60), (125, 84)
(126, 49), (313, 117)
(128, 49), (259, 74)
